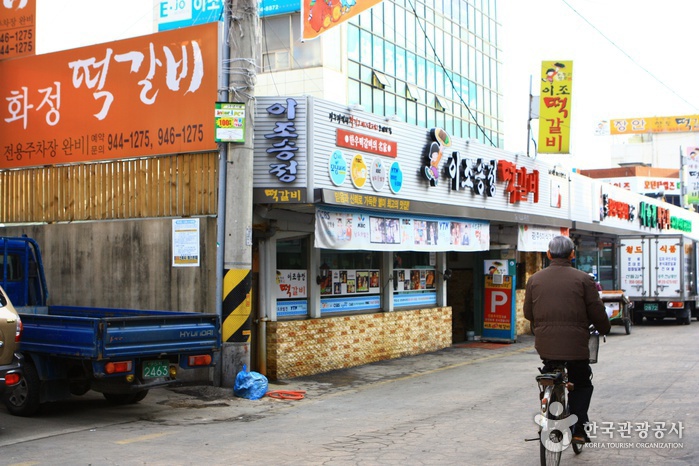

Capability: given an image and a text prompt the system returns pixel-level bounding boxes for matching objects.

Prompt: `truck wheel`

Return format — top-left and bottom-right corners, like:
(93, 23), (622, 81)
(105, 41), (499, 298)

(103, 390), (149, 405)
(632, 311), (643, 325)
(683, 309), (692, 325)
(69, 380), (91, 396)
(4, 360), (41, 417)
(132, 390), (149, 402)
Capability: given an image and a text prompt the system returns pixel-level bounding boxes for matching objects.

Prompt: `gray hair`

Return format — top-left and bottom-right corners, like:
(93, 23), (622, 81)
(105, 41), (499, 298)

(548, 235), (574, 259)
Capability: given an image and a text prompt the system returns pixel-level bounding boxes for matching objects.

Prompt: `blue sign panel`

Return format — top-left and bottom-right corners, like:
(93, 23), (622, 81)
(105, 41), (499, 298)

(259, 0), (300, 17)
(157, 0), (224, 31)
(277, 299), (308, 317)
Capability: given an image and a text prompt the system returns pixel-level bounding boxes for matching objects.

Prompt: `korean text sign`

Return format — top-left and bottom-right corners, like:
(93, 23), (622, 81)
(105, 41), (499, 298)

(0, 0), (35, 60)
(0, 22), (220, 169)
(538, 60), (572, 154)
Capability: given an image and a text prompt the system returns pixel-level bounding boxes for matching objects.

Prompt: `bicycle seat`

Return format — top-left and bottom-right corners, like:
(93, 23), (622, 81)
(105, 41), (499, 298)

(535, 371), (564, 384)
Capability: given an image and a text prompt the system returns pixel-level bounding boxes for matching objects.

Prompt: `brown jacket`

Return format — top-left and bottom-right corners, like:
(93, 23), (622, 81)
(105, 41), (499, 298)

(523, 258), (611, 360)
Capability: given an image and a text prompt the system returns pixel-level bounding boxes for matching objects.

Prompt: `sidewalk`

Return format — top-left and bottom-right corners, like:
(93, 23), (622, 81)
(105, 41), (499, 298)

(167, 334), (536, 407)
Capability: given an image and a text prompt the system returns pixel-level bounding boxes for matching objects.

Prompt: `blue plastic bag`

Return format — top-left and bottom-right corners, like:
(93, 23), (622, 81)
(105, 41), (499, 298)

(233, 365), (268, 400)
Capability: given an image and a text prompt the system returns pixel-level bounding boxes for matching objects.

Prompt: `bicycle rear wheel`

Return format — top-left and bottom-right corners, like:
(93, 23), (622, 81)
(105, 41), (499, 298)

(540, 428), (563, 465)
(539, 386), (565, 466)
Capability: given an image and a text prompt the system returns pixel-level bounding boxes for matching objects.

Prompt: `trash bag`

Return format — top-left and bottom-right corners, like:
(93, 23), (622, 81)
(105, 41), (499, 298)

(233, 365), (268, 400)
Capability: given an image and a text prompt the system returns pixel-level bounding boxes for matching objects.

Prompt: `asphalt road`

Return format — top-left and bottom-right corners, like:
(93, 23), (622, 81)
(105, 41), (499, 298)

(0, 318), (697, 465)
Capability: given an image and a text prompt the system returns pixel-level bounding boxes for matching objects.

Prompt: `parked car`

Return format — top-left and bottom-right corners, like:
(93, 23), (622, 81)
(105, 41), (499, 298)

(0, 286), (23, 396)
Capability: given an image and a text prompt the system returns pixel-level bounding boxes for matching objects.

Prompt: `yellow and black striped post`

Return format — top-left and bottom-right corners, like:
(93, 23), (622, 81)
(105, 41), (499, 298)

(222, 268), (252, 343)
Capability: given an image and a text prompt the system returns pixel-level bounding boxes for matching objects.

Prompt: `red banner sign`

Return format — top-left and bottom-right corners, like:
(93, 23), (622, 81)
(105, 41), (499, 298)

(336, 128), (397, 158)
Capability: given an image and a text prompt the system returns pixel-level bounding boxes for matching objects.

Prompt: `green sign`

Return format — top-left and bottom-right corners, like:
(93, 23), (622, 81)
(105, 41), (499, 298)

(214, 102), (246, 143)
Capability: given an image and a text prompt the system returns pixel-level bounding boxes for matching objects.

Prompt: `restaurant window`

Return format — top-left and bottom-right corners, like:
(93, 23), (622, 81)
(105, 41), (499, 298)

(319, 250), (382, 315)
(276, 238), (309, 319)
(393, 251), (437, 308)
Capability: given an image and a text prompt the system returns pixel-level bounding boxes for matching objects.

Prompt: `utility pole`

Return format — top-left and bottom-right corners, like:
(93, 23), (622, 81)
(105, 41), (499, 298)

(219, 0), (260, 387)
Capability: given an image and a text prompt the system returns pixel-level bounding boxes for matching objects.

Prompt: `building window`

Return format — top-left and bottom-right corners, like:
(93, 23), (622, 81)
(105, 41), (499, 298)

(393, 251), (436, 308)
(260, 14), (321, 71)
(435, 96), (447, 112)
(406, 83), (419, 102)
(372, 70), (391, 89)
(345, 0), (502, 146)
(319, 250), (382, 315)
(276, 238), (310, 319)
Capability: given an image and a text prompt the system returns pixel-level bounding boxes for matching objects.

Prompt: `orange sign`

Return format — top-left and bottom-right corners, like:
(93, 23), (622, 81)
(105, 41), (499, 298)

(0, 0), (35, 60)
(0, 22), (220, 169)
(538, 60), (572, 154)
(302, 0), (383, 40)
(610, 115), (699, 135)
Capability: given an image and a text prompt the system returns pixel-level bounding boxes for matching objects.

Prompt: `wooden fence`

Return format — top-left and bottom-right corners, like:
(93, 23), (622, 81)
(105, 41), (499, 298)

(0, 152), (218, 223)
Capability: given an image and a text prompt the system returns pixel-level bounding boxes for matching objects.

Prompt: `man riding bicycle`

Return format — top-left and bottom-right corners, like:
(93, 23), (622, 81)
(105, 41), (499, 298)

(523, 235), (611, 444)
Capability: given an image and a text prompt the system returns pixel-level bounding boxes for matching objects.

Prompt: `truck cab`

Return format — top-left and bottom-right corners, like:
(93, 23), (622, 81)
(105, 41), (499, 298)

(0, 236), (47, 310)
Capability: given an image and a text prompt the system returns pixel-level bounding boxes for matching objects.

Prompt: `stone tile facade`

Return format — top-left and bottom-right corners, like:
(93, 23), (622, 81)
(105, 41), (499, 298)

(266, 307), (452, 380)
(515, 289), (531, 336)
(515, 251), (543, 336)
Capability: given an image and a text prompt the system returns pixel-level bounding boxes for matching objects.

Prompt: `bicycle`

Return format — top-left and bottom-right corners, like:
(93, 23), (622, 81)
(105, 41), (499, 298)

(530, 327), (602, 465)
(535, 362), (583, 466)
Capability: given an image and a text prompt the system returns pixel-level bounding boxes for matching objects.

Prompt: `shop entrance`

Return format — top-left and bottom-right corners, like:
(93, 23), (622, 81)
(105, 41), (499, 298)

(447, 268), (474, 343)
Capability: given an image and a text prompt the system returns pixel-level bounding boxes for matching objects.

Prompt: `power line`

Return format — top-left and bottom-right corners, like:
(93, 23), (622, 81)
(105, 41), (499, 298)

(406, 0), (497, 147)
(561, 0), (699, 112)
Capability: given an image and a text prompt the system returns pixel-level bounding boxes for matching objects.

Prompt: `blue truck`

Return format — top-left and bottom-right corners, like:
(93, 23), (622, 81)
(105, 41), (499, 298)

(0, 236), (221, 416)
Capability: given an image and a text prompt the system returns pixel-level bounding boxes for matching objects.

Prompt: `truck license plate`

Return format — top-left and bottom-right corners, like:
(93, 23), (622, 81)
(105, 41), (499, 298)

(143, 360), (169, 378)
(644, 303), (659, 311)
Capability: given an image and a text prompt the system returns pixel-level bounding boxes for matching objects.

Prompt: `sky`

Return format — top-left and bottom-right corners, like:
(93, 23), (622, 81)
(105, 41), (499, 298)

(29, 0), (699, 169)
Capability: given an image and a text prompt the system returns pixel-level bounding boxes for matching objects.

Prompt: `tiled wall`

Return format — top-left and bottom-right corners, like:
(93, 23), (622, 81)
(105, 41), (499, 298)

(515, 289), (531, 336)
(266, 307), (452, 380)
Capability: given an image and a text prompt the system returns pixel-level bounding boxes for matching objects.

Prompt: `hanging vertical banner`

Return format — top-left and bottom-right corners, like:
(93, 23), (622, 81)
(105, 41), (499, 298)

(301, 0), (383, 40)
(538, 60), (573, 154)
(684, 147), (699, 205)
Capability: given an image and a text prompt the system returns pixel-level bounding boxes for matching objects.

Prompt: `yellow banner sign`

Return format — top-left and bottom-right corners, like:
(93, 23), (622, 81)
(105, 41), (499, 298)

(538, 60), (572, 154)
(610, 115), (699, 135)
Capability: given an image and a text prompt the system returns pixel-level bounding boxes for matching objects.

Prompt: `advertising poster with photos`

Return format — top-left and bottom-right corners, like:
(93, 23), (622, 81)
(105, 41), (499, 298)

(315, 207), (490, 252)
(393, 269), (436, 291)
(319, 269), (381, 296)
